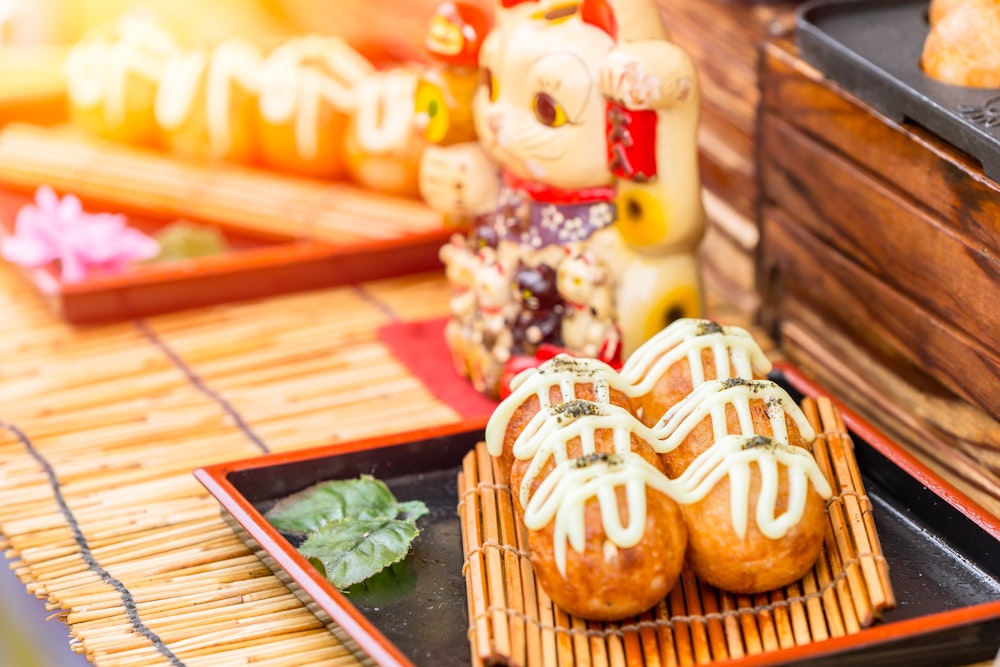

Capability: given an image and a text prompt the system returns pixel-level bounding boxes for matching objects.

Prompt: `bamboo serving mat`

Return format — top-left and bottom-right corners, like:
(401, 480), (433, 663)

(0, 123), (441, 244)
(0, 261), (462, 667)
(458, 397), (894, 666)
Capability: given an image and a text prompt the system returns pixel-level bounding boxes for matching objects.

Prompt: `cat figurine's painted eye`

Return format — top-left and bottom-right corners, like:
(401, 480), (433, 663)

(532, 92), (568, 128)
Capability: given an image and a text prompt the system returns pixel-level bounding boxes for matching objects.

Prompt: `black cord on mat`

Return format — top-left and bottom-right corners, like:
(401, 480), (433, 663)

(1, 421), (188, 667)
(134, 318), (271, 455)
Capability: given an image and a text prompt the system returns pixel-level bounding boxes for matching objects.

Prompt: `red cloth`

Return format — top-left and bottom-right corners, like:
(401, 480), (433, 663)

(377, 317), (498, 421)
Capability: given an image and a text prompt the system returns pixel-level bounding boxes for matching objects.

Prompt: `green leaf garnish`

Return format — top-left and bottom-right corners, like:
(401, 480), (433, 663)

(300, 518), (419, 590)
(265, 475), (401, 533)
(264, 475), (429, 590)
(396, 499), (430, 523)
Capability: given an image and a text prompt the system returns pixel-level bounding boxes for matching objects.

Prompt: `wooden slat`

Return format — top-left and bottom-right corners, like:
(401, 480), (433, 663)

(760, 38), (1000, 255)
(758, 112), (1000, 355)
(758, 204), (1000, 422)
(0, 124), (441, 245)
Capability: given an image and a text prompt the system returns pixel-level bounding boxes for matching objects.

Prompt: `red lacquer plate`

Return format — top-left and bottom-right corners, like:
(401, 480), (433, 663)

(194, 365), (1000, 667)
(0, 186), (449, 324)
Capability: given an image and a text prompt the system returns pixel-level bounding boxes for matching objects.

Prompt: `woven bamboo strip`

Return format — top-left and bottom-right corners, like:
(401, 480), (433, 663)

(673, 571), (704, 664)
(475, 443), (512, 658)
(0, 257), (887, 667)
(817, 398), (894, 612)
(460, 451), (491, 663)
(716, 592), (743, 659)
(514, 510), (544, 666)
(803, 399), (872, 632)
(783, 581), (812, 646)
(491, 456), (529, 667)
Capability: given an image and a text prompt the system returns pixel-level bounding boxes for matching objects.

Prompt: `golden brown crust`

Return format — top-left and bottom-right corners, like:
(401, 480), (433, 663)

(922, 0), (1000, 88)
(682, 465), (827, 594)
(527, 485), (687, 621)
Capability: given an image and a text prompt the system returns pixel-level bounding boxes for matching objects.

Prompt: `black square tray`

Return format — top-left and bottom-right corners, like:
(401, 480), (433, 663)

(194, 365), (1000, 666)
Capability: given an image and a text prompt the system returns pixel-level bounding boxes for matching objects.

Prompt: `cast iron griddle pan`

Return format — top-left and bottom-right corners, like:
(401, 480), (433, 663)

(796, 0), (1000, 184)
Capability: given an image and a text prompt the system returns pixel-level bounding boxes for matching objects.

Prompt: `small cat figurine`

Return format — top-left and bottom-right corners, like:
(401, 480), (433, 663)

(421, 0), (704, 396)
(557, 247), (620, 364)
(510, 261), (564, 356)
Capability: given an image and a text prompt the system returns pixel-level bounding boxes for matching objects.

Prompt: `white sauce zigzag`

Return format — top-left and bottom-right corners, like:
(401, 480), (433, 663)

(523, 451), (673, 576)
(486, 319), (833, 580)
(511, 399), (661, 508)
(620, 318), (773, 393)
(653, 378), (816, 452)
(485, 354), (632, 458)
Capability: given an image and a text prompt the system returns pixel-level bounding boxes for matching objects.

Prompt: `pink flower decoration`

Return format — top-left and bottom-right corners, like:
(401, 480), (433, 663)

(1, 186), (160, 283)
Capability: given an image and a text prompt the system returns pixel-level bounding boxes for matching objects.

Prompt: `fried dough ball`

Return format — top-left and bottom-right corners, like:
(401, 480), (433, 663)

(922, 0), (1000, 88)
(525, 453), (687, 621)
(681, 442), (828, 594)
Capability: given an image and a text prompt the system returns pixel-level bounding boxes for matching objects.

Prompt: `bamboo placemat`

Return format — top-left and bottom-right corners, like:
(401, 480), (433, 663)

(458, 396), (894, 666)
(0, 260), (462, 667)
(0, 123), (441, 244)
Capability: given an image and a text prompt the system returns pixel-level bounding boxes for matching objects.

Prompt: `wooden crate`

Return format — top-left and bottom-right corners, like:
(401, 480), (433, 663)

(756, 38), (1000, 513)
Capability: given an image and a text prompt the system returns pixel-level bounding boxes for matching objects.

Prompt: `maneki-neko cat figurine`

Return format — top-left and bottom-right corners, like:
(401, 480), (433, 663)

(422, 0), (705, 396)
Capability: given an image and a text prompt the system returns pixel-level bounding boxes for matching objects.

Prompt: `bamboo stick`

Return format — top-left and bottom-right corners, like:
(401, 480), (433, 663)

(717, 592), (744, 659)
(679, 570), (711, 665)
(492, 455), (529, 667)
(696, 581), (727, 662)
(461, 449), (491, 663)
(475, 443), (512, 659)
(668, 577), (694, 666)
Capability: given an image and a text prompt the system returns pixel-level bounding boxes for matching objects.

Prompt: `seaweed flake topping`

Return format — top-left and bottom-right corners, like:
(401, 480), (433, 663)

(742, 435), (776, 450)
(696, 320), (724, 336)
(541, 355), (597, 378)
(765, 395), (784, 420)
(551, 399), (603, 422)
(572, 452), (624, 469)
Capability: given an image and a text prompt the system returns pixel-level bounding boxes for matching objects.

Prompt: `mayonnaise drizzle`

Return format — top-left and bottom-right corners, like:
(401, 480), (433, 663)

(205, 40), (261, 156)
(155, 49), (207, 129)
(484, 354), (634, 458)
(64, 16), (179, 125)
(670, 434), (833, 540)
(258, 36), (374, 160)
(654, 378), (815, 454)
(620, 318), (773, 394)
(352, 69), (419, 154)
(511, 400), (660, 508)
(154, 39), (261, 156)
